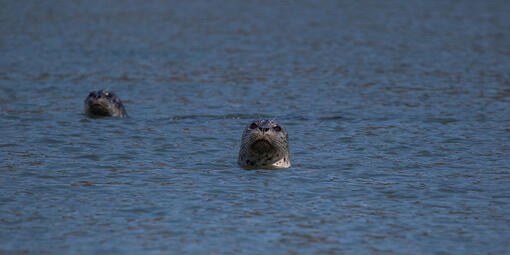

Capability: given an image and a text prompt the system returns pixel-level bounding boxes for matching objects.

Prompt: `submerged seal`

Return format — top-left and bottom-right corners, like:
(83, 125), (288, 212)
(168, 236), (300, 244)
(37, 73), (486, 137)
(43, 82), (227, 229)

(238, 119), (291, 169)
(84, 90), (128, 118)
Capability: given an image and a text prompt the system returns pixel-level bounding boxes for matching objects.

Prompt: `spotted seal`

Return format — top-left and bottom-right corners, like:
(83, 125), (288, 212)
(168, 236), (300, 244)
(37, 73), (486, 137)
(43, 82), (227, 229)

(84, 90), (128, 118)
(238, 119), (291, 169)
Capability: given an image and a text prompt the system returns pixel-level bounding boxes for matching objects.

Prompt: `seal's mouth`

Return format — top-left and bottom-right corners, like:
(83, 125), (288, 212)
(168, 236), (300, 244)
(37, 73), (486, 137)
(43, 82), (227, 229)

(250, 139), (275, 154)
(88, 103), (110, 116)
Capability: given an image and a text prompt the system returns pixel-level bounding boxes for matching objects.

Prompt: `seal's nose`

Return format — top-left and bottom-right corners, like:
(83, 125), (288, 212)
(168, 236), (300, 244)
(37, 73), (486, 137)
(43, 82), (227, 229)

(259, 127), (270, 132)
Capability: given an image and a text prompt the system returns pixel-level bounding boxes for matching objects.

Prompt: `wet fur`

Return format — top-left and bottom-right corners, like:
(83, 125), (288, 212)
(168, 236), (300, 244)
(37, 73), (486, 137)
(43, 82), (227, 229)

(84, 90), (128, 118)
(238, 119), (290, 169)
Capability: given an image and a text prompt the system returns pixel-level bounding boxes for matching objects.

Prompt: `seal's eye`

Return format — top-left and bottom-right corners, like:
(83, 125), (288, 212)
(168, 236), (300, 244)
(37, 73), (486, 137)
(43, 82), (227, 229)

(88, 92), (95, 98)
(105, 92), (112, 98)
(249, 122), (258, 129)
(273, 125), (282, 132)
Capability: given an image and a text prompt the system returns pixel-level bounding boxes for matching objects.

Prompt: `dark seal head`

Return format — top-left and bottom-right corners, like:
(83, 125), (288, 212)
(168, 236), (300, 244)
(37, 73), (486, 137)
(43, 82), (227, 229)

(84, 90), (128, 118)
(238, 119), (291, 169)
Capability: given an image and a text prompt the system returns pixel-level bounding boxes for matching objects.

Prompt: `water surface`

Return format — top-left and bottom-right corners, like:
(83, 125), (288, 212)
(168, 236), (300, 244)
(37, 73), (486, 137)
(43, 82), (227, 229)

(1, 0), (510, 254)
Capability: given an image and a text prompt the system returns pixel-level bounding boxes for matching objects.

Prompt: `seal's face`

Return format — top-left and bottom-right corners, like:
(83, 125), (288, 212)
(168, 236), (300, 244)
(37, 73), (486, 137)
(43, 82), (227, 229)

(84, 90), (128, 118)
(238, 119), (291, 169)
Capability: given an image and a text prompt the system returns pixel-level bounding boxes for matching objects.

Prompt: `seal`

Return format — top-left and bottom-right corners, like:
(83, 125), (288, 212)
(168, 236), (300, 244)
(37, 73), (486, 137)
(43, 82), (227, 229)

(84, 90), (128, 118)
(238, 119), (291, 169)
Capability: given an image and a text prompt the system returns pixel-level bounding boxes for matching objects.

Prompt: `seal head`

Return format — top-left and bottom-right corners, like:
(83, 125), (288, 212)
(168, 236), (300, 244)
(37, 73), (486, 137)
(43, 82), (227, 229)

(238, 119), (291, 169)
(84, 90), (128, 118)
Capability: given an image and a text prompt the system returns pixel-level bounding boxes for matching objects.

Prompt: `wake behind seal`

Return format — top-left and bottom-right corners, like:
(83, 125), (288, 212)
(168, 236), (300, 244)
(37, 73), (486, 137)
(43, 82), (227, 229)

(84, 90), (128, 118)
(238, 119), (291, 169)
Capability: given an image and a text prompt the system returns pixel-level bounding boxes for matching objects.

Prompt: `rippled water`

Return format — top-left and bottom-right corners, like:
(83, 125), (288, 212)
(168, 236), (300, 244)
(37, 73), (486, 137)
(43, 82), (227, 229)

(1, 0), (510, 254)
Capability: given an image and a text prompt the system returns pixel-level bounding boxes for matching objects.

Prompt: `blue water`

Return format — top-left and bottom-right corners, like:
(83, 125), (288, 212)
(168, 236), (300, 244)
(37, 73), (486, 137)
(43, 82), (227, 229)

(1, 0), (510, 254)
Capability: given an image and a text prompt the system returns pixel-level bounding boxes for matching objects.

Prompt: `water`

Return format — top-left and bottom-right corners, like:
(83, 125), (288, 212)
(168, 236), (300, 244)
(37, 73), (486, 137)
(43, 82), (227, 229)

(1, 0), (509, 254)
